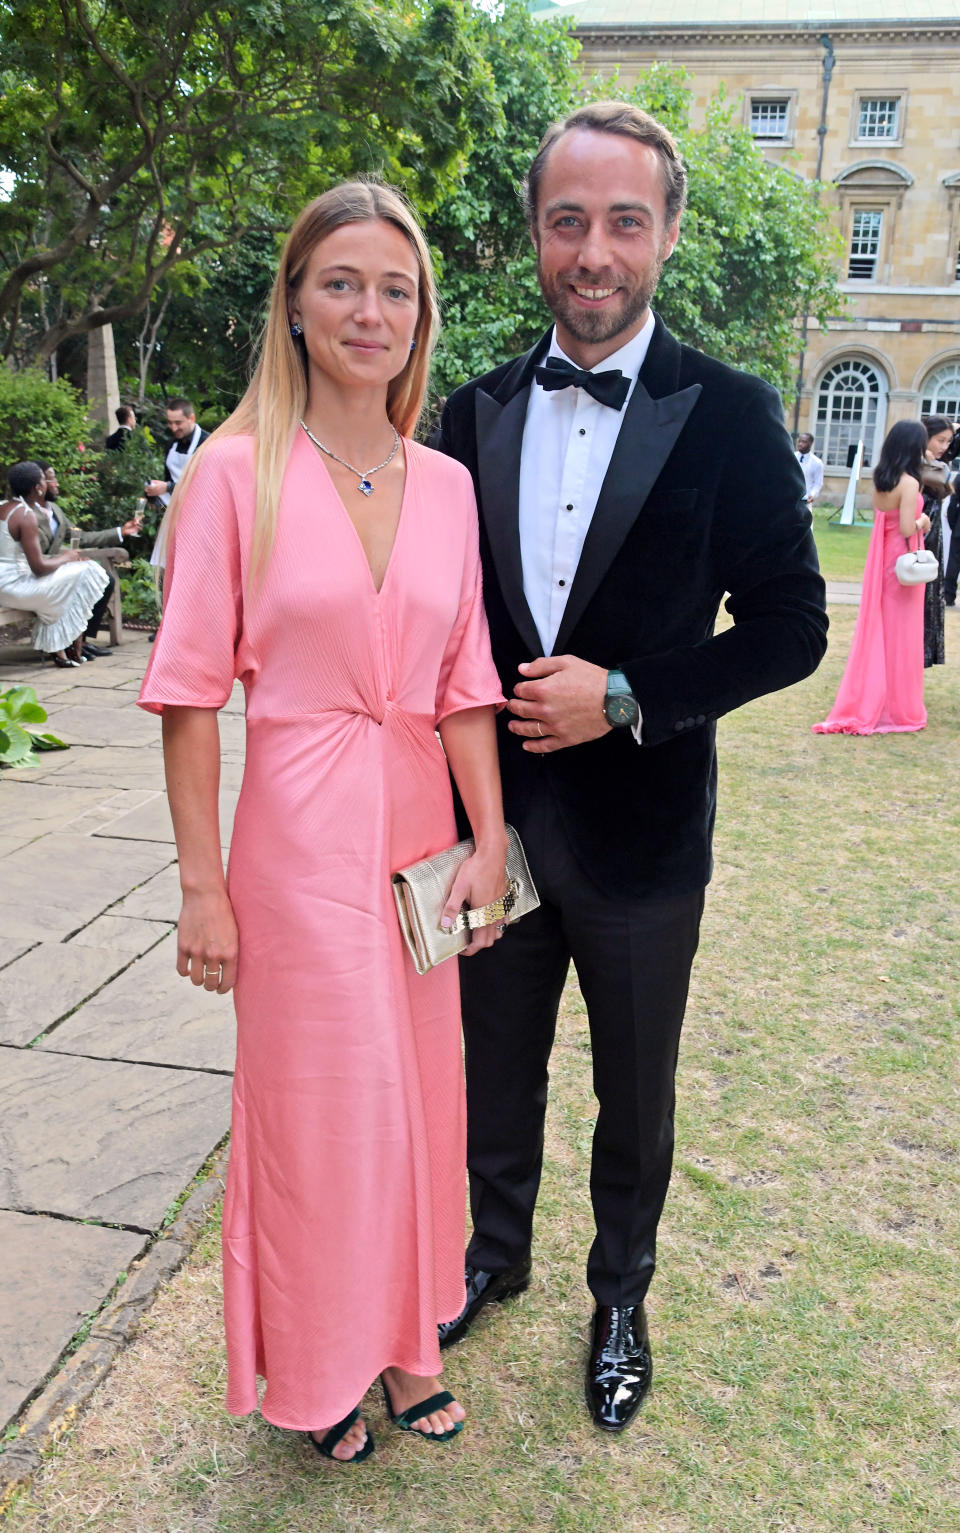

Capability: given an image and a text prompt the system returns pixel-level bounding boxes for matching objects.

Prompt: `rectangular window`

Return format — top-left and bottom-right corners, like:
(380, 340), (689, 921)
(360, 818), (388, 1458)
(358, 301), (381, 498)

(857, 97), (900, 140)
(848, 210), (882, 280)
(749, 98), (790, 139)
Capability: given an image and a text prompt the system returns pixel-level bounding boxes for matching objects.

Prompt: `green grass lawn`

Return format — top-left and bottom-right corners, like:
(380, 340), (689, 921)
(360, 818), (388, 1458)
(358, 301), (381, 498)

(5, 606), (960, 1533)
(812, 507), (872, 582)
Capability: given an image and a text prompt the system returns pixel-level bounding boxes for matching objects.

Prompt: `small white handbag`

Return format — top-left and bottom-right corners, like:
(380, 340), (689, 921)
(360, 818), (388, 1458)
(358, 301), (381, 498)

(895, 544), (939, 586)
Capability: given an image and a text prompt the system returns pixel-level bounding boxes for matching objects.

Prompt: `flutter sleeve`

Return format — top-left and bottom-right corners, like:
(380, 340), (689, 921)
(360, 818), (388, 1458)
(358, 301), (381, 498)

(138, 446), (243, 715)
(435, 482), (505, 726)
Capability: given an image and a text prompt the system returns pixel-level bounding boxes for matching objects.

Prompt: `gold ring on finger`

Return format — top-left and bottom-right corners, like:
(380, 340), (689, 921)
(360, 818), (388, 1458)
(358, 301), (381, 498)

(536, 721), (544, 737)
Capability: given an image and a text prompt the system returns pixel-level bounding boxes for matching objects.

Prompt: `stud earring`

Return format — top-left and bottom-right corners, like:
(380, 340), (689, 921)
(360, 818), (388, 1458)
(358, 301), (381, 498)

(410, 339), (417, 352)
(290, 322), (303, 338)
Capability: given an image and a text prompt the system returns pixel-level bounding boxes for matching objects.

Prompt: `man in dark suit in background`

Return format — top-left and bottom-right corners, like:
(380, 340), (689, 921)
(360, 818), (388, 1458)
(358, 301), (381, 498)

(435, 101), (828, 1432)
(104, 404), (137, 450)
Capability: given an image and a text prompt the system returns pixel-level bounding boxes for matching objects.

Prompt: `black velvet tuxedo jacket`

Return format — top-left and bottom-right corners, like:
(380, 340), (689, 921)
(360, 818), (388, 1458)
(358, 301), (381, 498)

(436, 315), (828, 899)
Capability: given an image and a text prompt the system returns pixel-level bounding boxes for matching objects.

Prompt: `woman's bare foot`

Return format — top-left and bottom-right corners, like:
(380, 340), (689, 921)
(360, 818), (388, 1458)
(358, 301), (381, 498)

(381, 1366), (466, 1436)
(310, 1415), (369, 1460)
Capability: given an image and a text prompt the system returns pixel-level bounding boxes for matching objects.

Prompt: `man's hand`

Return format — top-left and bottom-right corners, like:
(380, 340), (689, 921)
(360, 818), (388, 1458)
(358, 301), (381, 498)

(144, 479), (168, 498)
(121, 516), (143, 537)
(507, 655), (612, 753)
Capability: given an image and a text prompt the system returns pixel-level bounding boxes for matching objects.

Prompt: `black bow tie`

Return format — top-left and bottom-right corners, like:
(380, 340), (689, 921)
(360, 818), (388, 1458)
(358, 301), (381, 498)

(534, 355), (630, 411)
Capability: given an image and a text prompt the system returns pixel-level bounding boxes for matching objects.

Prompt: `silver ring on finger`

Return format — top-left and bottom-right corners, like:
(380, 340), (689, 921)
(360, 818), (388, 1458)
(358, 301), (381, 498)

(536, 721), (544, 737)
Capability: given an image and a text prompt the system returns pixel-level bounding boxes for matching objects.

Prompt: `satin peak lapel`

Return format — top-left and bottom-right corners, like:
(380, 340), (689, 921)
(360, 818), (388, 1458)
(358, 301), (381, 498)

(475, 387), (543, 657)
(552, 378), (702, 654)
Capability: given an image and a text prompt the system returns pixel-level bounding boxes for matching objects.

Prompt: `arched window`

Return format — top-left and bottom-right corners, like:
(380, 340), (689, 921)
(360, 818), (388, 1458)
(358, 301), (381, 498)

(815, 359), (887, 470)
(920, 360), (960, 418)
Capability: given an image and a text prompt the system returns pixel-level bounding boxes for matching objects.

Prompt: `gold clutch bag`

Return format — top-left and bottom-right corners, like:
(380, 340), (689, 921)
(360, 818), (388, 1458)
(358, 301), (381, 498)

(392, 824), (540, 975)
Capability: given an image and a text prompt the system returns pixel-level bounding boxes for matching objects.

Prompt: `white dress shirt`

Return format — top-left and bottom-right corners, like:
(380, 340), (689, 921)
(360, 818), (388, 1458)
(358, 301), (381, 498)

(518, 311), (655, 656)
(796, 450), (823, 502)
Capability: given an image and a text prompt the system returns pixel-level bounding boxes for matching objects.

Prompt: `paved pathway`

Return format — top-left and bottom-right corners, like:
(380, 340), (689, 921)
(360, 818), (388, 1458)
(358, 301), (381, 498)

(0, 635), (241, 1435)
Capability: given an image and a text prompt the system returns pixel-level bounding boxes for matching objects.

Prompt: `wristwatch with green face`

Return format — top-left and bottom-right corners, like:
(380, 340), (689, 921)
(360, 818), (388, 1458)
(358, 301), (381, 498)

(603, 669), (640, 728)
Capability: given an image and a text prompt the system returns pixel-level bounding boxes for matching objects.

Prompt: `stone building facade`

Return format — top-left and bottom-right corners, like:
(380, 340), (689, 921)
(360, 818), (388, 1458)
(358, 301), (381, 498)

(554, 0), (960, 498)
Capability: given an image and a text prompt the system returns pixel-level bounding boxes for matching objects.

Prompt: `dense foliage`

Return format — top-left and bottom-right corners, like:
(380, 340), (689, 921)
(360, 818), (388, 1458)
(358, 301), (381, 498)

(0, 365), (98, 514)
(1, 3), (841, 417)
(0, 0), (499, 364)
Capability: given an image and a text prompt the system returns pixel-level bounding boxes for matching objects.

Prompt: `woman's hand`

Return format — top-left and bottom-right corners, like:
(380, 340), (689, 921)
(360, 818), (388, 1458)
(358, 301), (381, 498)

(440, 847), (509, 956)
(916, 513), (931, 536)
(177, 888), (239, 993)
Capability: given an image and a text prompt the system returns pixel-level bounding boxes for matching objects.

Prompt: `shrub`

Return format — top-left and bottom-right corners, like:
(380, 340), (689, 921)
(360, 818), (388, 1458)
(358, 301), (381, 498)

(117, 556), (160, 624)
(0, 367), (99, 517)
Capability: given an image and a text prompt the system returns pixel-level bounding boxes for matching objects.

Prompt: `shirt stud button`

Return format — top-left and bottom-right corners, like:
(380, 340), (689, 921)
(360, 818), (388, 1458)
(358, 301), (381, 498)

(558, 579), (566, 588)
(566, 503), (573, 511)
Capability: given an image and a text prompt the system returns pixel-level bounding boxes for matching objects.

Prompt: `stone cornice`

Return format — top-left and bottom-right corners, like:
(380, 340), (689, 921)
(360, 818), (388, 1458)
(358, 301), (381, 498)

(574, 24), (960, 49)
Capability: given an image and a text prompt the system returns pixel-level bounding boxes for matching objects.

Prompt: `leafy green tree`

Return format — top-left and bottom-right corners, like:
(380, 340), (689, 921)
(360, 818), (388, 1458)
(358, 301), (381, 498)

(631, 68), (843, 399)
(0, 0), (498, 366)
(427, 0), (582, 401)
(427, 50), (841, 405)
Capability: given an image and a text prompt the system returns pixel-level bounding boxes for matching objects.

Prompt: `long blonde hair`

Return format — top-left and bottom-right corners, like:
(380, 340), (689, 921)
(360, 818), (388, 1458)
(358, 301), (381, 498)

(161, 180), (440, 586)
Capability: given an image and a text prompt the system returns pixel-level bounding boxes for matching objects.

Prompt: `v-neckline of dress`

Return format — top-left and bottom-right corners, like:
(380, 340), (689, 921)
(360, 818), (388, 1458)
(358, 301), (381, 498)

(305, 430), (410, 598)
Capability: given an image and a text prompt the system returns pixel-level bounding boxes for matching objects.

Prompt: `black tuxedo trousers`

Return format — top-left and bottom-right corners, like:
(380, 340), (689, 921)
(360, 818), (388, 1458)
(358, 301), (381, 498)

(460, 786), (703, 1305)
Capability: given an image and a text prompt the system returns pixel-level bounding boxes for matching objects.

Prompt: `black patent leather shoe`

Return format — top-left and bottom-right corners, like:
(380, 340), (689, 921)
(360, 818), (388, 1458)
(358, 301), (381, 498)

(586, 1303), (652, 1431)
(438, 1255), (531, 1349)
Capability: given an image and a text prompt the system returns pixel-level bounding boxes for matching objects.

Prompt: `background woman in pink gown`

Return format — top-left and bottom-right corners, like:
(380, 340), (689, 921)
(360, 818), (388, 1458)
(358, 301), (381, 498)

(813, 420), (931, 735)
(139, 184), (509, 1463)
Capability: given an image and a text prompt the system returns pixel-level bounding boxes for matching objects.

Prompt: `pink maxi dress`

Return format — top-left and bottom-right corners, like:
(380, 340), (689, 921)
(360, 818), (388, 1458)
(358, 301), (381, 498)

(139, 432), (504, 1429)
(813, 498), (926, 735)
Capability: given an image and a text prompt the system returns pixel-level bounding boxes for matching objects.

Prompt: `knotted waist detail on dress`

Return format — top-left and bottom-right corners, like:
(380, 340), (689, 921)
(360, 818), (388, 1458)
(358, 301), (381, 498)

(244, 703), (438, 733)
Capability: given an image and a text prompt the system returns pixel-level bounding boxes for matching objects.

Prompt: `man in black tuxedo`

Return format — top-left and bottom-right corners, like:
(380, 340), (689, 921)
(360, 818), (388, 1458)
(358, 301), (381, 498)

(435, 101), (828, 1431)
(104, 404), (137, 450)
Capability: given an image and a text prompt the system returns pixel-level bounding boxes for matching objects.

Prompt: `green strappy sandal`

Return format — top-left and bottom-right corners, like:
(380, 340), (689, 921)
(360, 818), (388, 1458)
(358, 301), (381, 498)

(304, 1406), (375, 1464)
(379, 1377), (464, 1443)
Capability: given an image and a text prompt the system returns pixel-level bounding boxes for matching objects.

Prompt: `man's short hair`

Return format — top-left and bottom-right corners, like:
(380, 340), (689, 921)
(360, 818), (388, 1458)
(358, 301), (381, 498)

(166, 396), (195, 417)
(7, 461), (46, 498)
(524, 100), (688, 230)
(116, 405), (134, 425)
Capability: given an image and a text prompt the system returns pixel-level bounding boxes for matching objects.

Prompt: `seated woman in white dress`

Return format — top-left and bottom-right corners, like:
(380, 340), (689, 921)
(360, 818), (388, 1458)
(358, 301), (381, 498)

(0, 461), (109, 667)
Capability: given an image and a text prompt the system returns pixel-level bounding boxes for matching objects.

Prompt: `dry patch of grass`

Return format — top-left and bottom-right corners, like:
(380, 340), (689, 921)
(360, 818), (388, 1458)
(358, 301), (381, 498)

(5, 607), (960, 1533)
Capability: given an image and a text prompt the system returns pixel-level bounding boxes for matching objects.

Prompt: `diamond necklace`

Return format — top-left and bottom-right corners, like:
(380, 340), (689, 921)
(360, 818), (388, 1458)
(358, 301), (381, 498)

(299, 419), (400, 497)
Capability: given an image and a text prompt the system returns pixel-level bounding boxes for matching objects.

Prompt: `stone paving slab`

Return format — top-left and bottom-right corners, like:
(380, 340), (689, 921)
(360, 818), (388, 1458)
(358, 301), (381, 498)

(0, 936), (36, 972)
(0, 833), (38, 859)
(0, 1049), (233, 1228)
(0, 780), (113, 838)
(0, 1211), (146, 1433)
(0, 833), (173, 940)
(45, 933), (235, 1073)
(96, 785), (239, 849)
(38, 684), (139, 710)
(70, 912), (173, 955)
(16, 745), (170, 791)
(38, 703), (159, 749)
(65, 787), (163, 837)
(113, 863), (186, 922)
(0, 941), (132, 1047)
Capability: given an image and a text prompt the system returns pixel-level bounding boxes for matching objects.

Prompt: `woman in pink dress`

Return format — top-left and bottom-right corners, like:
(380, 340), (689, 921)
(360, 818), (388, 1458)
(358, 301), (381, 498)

(139, 184), (509, 1462)
(813, 420), (931, 735)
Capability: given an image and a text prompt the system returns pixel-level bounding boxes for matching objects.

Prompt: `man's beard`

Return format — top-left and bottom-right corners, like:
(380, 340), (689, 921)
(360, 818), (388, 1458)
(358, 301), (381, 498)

(536, 251), (665, 346)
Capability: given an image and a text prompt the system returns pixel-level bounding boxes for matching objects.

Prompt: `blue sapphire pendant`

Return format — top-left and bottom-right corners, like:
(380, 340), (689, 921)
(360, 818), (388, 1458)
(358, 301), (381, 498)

(358, 478), (374, 496)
